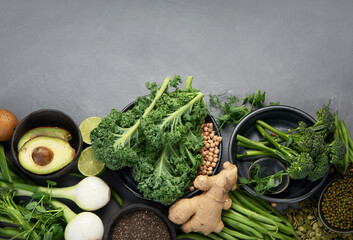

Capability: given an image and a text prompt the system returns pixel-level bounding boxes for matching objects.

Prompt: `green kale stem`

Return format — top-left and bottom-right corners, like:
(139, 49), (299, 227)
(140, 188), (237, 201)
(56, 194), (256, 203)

(185, 76), (193, 89)
(142, 76), (171, 118)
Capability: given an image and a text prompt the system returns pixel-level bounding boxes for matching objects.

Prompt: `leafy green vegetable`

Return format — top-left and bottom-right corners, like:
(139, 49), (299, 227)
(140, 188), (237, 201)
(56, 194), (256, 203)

(91, 75), (207, 205)
(0, 188), (65, 240)
(209, 89), (279, 128)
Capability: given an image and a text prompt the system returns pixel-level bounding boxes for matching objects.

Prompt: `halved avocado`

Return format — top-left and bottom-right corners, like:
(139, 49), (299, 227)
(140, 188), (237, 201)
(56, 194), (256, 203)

(17, 127), (72, 151)
(18, 136), (75, 175)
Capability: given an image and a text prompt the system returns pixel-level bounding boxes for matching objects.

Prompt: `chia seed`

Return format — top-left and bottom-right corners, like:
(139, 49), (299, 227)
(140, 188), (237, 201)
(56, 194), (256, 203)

(111, 210), (171, 240)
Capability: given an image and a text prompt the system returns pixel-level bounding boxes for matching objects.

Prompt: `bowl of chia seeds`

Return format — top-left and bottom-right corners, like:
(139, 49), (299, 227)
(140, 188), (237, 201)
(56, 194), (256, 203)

(104, 203), (176, 240)
(318, 174), (353, 234)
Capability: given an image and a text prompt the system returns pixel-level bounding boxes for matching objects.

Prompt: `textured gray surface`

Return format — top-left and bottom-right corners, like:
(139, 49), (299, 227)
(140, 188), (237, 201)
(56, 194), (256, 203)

(1, 0), (353, 234)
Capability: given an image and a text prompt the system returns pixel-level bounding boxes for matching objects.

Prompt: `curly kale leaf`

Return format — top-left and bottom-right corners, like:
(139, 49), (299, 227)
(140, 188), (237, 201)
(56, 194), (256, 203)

(134, 142), (203, 206)
(90, 77), (170, 170)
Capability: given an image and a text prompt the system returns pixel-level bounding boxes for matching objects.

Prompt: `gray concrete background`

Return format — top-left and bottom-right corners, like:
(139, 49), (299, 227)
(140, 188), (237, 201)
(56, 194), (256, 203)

(1, 0), (353, 235)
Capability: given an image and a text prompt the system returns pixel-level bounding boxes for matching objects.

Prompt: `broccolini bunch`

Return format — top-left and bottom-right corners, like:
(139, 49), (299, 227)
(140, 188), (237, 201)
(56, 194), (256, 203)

(236, 103), (346, 182)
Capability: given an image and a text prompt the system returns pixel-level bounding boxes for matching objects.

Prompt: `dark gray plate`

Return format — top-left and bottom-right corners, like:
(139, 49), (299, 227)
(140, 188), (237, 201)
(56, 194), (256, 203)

(229, 105), (329, 203)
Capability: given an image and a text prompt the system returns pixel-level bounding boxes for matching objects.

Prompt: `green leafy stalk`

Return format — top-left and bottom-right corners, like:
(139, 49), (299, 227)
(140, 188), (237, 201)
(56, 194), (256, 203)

(0, 143), (12, 183)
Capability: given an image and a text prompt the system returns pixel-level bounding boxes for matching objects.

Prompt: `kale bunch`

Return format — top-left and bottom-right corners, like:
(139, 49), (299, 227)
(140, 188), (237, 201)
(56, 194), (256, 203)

(90, 76), (207, 205)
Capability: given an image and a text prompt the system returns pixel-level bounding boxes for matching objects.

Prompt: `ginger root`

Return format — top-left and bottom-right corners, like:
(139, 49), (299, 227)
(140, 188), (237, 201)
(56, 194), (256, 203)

(168, 161), (238, 235)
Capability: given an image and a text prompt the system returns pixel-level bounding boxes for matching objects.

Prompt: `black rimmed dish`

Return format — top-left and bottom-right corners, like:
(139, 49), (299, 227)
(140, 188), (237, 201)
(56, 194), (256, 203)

(247, 157), (290, 195)
(104, 203), (176, 240)
(318, 175), (353, 234)
(11, 109), (83, 182)
(229, 105), (329, 203)
(115, 99), (222, 201)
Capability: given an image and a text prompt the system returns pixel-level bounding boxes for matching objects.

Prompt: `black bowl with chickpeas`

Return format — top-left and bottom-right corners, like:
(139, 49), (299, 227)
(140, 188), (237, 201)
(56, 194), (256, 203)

(114, 98), (223, 201)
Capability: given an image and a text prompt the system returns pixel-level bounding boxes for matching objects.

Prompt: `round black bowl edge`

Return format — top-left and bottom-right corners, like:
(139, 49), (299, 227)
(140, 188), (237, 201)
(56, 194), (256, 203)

(104, 203), (176, 240)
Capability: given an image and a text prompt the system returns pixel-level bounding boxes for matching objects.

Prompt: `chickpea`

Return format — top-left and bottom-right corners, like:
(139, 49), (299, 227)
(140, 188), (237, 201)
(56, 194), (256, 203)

(217, 136), (222, 142)
(209, 132), (214, 138)
(204, 131), (209, 136)
(210, 143), (215, 148)
(209, 148), (215, 152)
(214, 148), (220, 154)
(206, 161), (211, 167)
(211, 162), (217, 168)
(203, 127), (208, 132)
(207, 170), (213, 175)
(205, 143), (210, 149)
(202, 169), (207, 175)
(190, 186), (195, 192)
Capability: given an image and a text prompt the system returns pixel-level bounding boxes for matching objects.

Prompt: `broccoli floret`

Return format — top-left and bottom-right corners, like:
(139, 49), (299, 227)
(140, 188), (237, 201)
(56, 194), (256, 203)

(286, 153), (314, 179)
(308, 153), (330, 181)
(327, 139), (346, 165)
(312, 103), (336, 141)
(296, 126), (326, 158)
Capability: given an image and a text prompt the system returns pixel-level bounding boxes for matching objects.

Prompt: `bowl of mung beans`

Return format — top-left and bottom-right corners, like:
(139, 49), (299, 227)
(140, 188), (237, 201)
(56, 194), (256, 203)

(318, 173), (353, 234)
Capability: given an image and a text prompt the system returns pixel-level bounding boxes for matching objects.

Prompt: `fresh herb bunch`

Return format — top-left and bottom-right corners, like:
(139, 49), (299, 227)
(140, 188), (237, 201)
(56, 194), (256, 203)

(236, 103), (346, 186)
(209, 89), (279, 128)
(238, 163), (287, 195)
(91, 75), (207, 205)
(0, 185), (65, 240)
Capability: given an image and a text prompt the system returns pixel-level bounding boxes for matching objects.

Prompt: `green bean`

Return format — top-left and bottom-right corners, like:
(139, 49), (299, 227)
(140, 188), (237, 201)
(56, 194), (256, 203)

(216, 231), (239, 240)
(206, 233), (223, 240)
(242, 190), (294, 228)
(269, 231), (296, 240)
(177, 233), (211, 240)
(232, 190), (283, 223)
(238, 190), (270, 211)
(256, 221), (277, 231)
(222, 210), (268, 234)
(222, 216), (264, 238)
(222, 227), (260, 240)
(230, 201), (277, 226)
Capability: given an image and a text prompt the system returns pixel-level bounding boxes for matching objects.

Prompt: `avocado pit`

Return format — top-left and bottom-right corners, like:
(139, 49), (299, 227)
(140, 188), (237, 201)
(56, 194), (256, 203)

(32, 146), (54, 166)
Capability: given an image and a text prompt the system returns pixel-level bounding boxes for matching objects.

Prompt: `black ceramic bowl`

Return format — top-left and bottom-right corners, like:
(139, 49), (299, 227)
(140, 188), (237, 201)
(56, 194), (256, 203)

(229, 105), (330, 203)
(104, 203), (176, 240)
(11, 109), (83, 182)
(318, 175), (353, 234)
(116, 98), (222, 201)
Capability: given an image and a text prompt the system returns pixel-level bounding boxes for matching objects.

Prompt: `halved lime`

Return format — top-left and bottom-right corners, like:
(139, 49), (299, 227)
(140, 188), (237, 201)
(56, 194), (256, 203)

(79, 116), (102, 145)
(78, 146), (105, 176)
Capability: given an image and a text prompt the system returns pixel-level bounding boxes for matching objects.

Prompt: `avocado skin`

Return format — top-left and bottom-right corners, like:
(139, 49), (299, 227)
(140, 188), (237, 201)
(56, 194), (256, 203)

(18, 136), (75, 175)
(17, 127), (72, 152)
